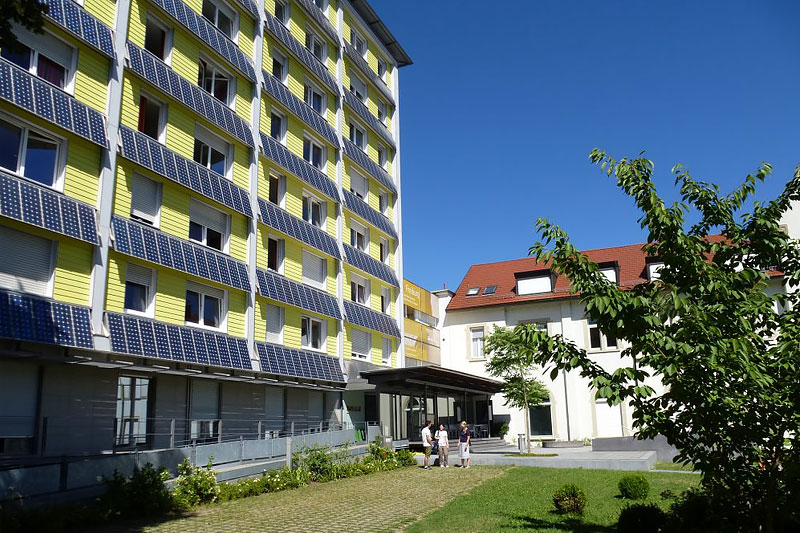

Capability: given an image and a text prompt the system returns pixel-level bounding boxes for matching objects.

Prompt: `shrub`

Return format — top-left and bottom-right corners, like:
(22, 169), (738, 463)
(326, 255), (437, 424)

(172, 459), (220, 509)
(618, 503), (666, 532)
(102, 463), (172, 518)
(618, 474), (650, 500)
(552, 483), (588, 515)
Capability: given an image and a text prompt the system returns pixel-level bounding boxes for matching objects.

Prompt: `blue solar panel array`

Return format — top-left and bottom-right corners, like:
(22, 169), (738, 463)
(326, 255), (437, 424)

(229, 0), (260, 20)
(148, 0), (256, 81)
(111, 216), (251, 292)
(344, 90), (395, 148)
(344, 300), (400, 338)
(256, 268), (341, 319)
(257, 198), (341, 260)
(294, 0), (340, 44)
(0, 290), (94, 348)
(263, 12), (338, 94)
(118, 126), (253, 218)
(262, 72), (338, 146)
(126, 42), (254, 147)
(342, 140), (396, 195)
(342, 189), (396, 239)
(45, 0), (115, 58)
(343, 244), (399, 288)
(259, 133), (339, 202)
(0, 59), (108, 147)
(256, 341), (344, 382)
(344, 42), (394, 104)
(0, 171), (99, 245)
(106, 311), (252, 370)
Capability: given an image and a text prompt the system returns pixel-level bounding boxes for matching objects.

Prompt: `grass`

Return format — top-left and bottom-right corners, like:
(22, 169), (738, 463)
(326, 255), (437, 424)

(405, 466), (699, 533)
(653, 461), (696, 472)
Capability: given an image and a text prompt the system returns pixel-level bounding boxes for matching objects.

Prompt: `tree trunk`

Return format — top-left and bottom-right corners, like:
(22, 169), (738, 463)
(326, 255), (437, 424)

(521, 368), (531, 454)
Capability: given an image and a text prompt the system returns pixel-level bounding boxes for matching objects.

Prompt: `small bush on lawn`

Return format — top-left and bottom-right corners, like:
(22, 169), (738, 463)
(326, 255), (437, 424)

(618, 474), (650, 500)
(552, 483), (588, 515)
(101, 463), (172, 519)
(618, 503), (666, 532)
(172, 459), (220, 509)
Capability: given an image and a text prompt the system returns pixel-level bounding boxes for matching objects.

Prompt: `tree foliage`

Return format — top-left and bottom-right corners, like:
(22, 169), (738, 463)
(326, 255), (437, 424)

(508, 149), (800, 531)
(485, 326), (550, 411)
(0, 0), (48, 51)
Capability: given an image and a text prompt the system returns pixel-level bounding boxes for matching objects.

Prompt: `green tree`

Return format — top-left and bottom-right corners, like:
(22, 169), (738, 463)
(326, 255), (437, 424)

(508, 149), (800, 531)
(0, 0), (48, 51)
(485, 326), (550, 454)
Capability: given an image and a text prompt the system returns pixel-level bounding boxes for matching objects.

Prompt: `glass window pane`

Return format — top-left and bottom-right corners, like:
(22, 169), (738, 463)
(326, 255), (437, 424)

(1, 44), (31, 69)
(36, 54), (66, 88)
(124, 282), (147, 312)
(202, 1), (216, 23)
(270, 113), (282, 140)
(218, 12), (233, 38)
(189, 221), (204, 242)
(0, 119), (22, 173)
(589, 326), (602, 349)
(213, 76), (228, 102)
(185, 290), (200, 323)
(144, 20), (167, 60)
(272, 57), (283, 80)
(606, 334), (617, 348)
(24, 132), (58, 186)
(209, 147), (226, 175)
(530, 405), (553, 436)
(203, 295), (220, 327)
(301, 317), (308, 346)
(311, 320), (321, 349)
(206, 228), (222, 250)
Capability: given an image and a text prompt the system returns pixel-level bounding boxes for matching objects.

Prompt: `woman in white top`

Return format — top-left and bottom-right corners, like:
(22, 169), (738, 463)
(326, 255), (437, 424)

(434, 423), (449, 467)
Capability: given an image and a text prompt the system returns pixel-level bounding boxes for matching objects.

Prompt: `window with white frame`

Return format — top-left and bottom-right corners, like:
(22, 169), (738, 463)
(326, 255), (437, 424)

(599, 265), (618, 284)
(1, 25), (75, 91)
(269, 110), (286, 143)
(274, 0), (290, 25)
(193, 126), (230, 178)
(381, 337), (391, 364)
(304, 83), (325, 114)
(350, 219), (368, 252)
(124, 263), (155, 317)
(305, 29), (325, 62)
(377, 145), (387, 169)
(302, 250), (326, 289)
(137, 93), (166, 142)
(647, 261), (664, 280)
(265, 303), (284, 344)
(350, 272), (369, 305)
(470, 327), (485, 359)
(377, 101), (387, 123)
(378, 190), (389, 215)
(349, 75), (367, 102)
(516, 273), (552, 295)
(312, 0), (327, 11)
(189, 199), (229, 252)
(377, 59), (387, 81)
(271, 50), (288, 83)
(0, 225), (55, 297)
(184, 281), (225, 329)
(379, 237), (389, 263)
(267, 235), (284, 273)
(301, 315), (324, 350)
(202, 0), (237, 41)
(350, 28), (366, 57)
(349, 171), (368, 200)
(130, 174), (161, 226)
(348, 122), (366, 151)
(144, 15), (172, 62)
(198, 58), (234, 106)
(587, 317), (617, 351)
(381, 286), (391, 314)
(302, 193), (325, 228)
(302, 136), (325, 169)
(351, 328), (370, 359)
(268, 173), (285, 206)
(0, 116), (63, 189)
(530, 401), (554, 436)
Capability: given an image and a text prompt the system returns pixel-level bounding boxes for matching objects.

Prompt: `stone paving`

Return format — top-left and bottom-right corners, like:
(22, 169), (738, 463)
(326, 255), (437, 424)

(99, 466), (508, 533)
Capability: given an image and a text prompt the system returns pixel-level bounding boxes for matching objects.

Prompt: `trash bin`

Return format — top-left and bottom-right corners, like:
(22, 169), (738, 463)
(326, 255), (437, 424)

(518, 434), (526, 452)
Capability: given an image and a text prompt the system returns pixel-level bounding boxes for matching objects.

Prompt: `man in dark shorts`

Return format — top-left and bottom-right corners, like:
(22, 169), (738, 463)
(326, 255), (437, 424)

(459, 420), (472, 468)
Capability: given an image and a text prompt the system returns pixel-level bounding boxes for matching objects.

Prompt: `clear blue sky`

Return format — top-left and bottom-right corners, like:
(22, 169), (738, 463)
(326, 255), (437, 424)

(372, 1), (800, 291)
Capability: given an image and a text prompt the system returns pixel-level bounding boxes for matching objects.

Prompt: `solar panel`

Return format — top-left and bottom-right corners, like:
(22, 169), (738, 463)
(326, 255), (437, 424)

(259, 133), (339, 202)
(343, 244), (399, 287)
(342, 189), (397, 239)
(0, 289), (95, 348)
(43, 0), (115, 58)
(257, 198), (341, 259)
(255, 341), (345, 382)
(343, 42), (395, 104)
(256, 268), (341, 319)
(343, 90), (395, 148)
(0, 58), (108, 147)
(342, 140), (396, 195)
(262, 73), (338, 146)
(126, 42), (254, 147)
(110, 215), (251, 292)
(343, 300), (400, 338)
(294, 0), (339, 43)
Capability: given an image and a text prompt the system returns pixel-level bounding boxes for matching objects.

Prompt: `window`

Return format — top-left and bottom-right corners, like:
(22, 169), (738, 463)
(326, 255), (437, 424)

(312, 0), (327, 11)
(381, 286), (391, 314)
(379, 237), (389, 263)
(404, 305), (415, 320)
(350, 171), (368, 199)
(378, 191), (389, 215)
(202, 0), (236, 40)
(130, 174), (161, 226)
(198, 58), (233, 105)
(124, 263), (155, 316)
(349, 75), (367, 102)
(466, 287), (479, 296)
(516, 273), (552, 295)
(348, 122), (366, 150)
(301, 315), (324, 350)
(350, 273), (368, 305)
(0, 117), (62, 188)
(1, 27), (74, 91)
(267, 235), (284, 273)
(304, 84), (325, 114)
(144, 16), (171, 62)
(302, 250), (326, 289)
(647, 261), (664, 280)
(377, 101), (387, 123)
(137, 94), (165, 142)
(305, 30), (325, 62)
(193, 127), (230, 177)
(377, 59), (387, 81)
(382, 337), (391, 364)
(599, 266), (617, 284)
(0, 225), (55, 296)
(271, 50), (288, 83)
(483, 285), (497, 295)
(185, 281), (225, 329)
(266, 303), (284, 344)
(350, 29), (366, 57)
(274, 0), (289, 25)
(302, 137), (325, 169)
(189, 199), (229, 252)
(530, 401), (553, 436)
(377, 145), (387, 169)
(587, 318), (617, 351)
(268, 174), (285, 206)
(270, 110), (286, 142)
(351, 328), (370, 359)
(350, 219), (368, 252)
(470, 327), (485, 359)
(302, 193), (325, 228)
(115, 376), (150, 446)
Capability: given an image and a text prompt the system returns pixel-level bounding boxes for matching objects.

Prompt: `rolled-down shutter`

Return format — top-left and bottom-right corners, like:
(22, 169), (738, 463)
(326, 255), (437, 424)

(130, 174), (160, 223)
(125, 263), (153, 287)
(302, 250), (325, 286)
(351, 328), (371, 357)
(190, 199), (228, 235)
(0, 225), (54, 296)
(0, 361), (39, 437)
(264, 385), (285, 431)
(266, 303), (283, 343)
(190, 379), (219, 420)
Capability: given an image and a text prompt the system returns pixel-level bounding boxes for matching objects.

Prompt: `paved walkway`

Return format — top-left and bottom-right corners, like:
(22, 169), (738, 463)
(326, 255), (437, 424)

(97, 466), (507, 533)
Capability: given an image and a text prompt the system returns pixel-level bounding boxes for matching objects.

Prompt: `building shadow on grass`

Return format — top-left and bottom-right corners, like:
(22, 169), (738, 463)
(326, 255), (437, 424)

(507, 514), (617, 532)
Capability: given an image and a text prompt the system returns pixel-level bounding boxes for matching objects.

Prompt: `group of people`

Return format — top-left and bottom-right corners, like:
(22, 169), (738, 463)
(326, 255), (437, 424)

(420, 420), (473, 470)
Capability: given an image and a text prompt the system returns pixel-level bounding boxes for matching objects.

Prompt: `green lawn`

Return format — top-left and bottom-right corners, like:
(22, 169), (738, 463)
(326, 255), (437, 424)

(406, 467), (699, 533)
(653, 461), (696, 472)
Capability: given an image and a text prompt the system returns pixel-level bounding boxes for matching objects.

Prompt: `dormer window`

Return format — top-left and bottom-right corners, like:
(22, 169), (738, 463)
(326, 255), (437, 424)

(598, 263), (618, 284)
(483, 285), (497, 295)
(466, 287), (479, 296)
(647, 260), (664, 280)
(516, 272), (552, 295)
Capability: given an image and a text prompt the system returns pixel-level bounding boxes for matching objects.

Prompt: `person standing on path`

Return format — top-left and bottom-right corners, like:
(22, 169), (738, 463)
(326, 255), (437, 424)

(435, 423), (449, 468)
(459, 421), (472, 468)
(421, 420), (434, 470)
